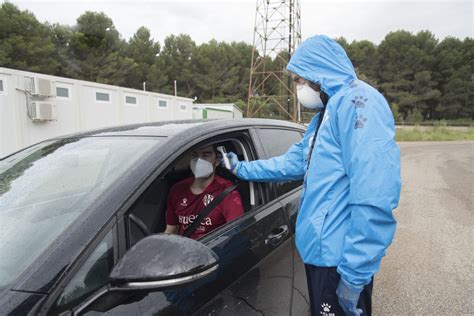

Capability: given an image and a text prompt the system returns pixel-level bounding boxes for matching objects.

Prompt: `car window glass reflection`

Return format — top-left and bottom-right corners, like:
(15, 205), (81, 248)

(52, 230), (114, 312)
(0, 137), (159, 290)
(259, 129), (304, 195)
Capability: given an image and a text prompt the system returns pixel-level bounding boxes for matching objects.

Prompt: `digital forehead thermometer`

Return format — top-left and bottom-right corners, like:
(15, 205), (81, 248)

(217, 146), (231, 169)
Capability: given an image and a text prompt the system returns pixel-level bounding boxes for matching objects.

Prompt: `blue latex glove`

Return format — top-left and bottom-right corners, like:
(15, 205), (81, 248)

(336, 279), (363, 316)
(224, 152), (241, 175)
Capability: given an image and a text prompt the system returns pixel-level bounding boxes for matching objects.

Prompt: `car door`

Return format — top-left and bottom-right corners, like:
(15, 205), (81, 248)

(254, 126), (310, 316)
(42, 128), (294, 315)
(122, 129), (294, 315)
(192, 129), (294, 315)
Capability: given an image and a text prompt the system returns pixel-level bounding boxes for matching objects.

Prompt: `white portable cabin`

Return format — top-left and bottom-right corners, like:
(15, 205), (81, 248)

(192, 103), (243, 119)
(0, 67), (193, 157)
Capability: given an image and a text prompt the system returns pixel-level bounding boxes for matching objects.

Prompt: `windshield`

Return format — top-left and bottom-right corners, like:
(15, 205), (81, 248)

(0, 136), (161, 290)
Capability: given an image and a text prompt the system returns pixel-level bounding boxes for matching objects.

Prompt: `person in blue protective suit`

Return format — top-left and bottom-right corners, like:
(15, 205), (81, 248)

(223, 35), (401, 316)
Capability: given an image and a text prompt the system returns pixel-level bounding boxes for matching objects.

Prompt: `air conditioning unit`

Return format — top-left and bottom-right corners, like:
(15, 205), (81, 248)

(30, 77), (56, 97)
(29, 101), (57, 121)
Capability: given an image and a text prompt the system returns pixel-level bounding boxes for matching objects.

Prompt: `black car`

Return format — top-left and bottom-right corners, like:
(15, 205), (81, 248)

(0, 119), (310, 315)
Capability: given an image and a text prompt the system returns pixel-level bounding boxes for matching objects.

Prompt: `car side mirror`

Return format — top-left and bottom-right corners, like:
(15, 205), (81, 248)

(75, 234), (218, 314)
(110, 234), (219, 289)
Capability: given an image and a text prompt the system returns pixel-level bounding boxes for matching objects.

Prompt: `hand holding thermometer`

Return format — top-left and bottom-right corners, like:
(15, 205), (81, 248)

(217, 146), (231, 169)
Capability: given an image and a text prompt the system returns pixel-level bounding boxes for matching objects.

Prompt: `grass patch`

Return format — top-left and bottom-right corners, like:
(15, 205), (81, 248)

(396, 127), (474, 141)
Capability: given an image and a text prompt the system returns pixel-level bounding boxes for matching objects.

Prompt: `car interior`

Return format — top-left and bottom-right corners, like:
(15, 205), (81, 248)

(126, 139), (255, 247)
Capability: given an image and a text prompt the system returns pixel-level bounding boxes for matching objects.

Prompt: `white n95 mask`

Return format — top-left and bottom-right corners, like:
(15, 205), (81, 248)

(190, 158), (214, 178)
(296, 83), (324, 109)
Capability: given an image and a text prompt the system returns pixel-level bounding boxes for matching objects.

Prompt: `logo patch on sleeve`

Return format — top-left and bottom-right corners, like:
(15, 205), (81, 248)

(355, 114), (368, 129)
(352, 96), (368, 108)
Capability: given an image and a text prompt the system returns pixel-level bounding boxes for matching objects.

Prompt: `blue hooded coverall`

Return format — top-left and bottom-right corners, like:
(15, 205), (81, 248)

(235, 35), (401, 290)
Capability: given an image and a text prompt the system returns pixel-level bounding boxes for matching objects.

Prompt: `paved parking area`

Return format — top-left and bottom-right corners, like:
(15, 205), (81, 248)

(373, 141), (473, 315)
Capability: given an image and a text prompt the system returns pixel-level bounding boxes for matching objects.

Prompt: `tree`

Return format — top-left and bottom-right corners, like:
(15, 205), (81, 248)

(157, 34), (197, 96)
(63, 11), (135, 85)
(390, 102), (400, 121)
(335, 37), (350, 51)
(193, 40), (232, 101)
(0, 3), (59, 74)
(346, 40), (378, 86)
(1, 4), (472, 121)
(411, 70), (441, 120)
(50, 23), (73, 77)
(377, 30), (439, 119)
(229, 42), (253, 101)
(434, 37), (473, 119)
(125, 26), (161, 90)
(147, 59), (169, 93)
(405, 108), (423, 123)
(193, 40), (253, 102)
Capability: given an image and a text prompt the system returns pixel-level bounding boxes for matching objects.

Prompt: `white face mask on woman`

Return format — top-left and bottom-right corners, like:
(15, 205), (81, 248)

(190, 158), (214, 179)
(296, 83), (324, 109)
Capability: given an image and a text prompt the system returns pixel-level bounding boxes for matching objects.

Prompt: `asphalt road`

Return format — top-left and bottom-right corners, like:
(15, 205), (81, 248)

(373, 141), (474, 315)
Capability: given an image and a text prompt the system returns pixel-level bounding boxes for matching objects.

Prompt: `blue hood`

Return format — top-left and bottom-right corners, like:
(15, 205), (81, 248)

(287, 35), (357, 97)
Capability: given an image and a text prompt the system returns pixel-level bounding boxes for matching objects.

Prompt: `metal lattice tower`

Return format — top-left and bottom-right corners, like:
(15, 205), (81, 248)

(247, 0), (301, 121)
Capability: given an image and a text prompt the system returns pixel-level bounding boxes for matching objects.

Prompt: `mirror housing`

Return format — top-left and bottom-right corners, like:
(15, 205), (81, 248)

(109, 233), (218, 290)
(75, 234), (219, 314)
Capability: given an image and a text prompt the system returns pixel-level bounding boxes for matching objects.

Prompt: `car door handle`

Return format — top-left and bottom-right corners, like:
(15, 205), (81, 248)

(265, 225), (289, 247)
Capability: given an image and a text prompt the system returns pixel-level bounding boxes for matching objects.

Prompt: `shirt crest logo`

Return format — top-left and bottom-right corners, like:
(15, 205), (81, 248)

(202, 194), (214, 206)
(180, 198), (188, 206)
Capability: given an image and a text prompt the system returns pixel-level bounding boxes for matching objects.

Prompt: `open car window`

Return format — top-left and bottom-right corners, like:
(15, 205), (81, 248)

(125, 135), (258, 248)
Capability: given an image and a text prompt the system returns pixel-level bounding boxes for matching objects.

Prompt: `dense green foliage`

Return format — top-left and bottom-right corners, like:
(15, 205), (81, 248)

(1, 3), (472, 121)
(338, 32), (473, 121)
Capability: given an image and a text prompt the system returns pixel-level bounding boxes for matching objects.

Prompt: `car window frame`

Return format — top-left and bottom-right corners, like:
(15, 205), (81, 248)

(190, 130), (278, 243)
(42, 217), (119, 314)
(253, 126), (305, 200)
(120, 128), (273, 249)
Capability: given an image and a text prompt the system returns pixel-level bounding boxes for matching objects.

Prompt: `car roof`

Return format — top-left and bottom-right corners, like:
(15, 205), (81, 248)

(54, 118), (306, 139)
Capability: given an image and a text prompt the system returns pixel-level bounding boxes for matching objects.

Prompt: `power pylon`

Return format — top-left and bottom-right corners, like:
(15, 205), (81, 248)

(247, 0), (301, 121)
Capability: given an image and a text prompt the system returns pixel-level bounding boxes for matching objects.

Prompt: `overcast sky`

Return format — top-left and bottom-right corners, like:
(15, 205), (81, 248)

(7, 0), (473, 45)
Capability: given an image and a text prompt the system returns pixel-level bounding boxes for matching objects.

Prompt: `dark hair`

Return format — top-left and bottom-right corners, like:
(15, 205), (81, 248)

(308, 81), (329, 106)
(320, 91), (329, 106)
